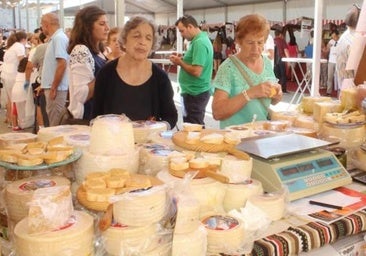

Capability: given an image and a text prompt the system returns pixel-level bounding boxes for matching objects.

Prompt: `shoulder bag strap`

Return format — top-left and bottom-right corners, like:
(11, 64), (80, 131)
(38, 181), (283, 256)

(229, 55), (269, 114)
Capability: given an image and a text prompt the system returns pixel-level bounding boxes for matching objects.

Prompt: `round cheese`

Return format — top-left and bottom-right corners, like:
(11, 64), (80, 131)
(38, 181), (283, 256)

(318, 123), (366, 149)
(113, 186), (167, 227)
(202, 214), (245, 255)
(223, 179), (263, 212)
(132, 120), (167, 144)
(174, 196), (201, 234)
(14, 211), (94, 256)
(74, 147), (139, 184)
(139, 144), (174, 176)
(220, 155), (253, 183)
(102, 223), (157, 255)
(172, 225), (207, 256)
(247, 191), (286, 221)
(0, 132), (37, 148)
(89, 114), (135, 155)
(5, 176), (70, 223)
(156, 170), (227, 218)
(37, 125), (90, 143)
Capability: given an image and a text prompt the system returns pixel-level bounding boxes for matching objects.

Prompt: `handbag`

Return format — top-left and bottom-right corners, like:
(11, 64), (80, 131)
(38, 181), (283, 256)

(229, 55), (270, 118)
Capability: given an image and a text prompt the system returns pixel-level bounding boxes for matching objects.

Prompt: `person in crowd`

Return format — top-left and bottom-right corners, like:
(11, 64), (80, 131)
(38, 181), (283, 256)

(336, 3), (360, 93)
(11, 57), (34, 131)
(25, 32), (49, 131)
(169, 14), (213, 126)
(0, 31), (27, 127)
(287, 32), (298, 81)
(274, 29), (289, 93)
(320, 39), (328, 89)
(326, 30), (340, 96)
(263, 33), (274, 67)
(40, 12), (69, 126)
(213, 33), (222, 75)
(105, 27), (123, 61)
(93, 16), (178, 129)
(304, 30), (314, 58)
(68, 5), (110, 122)
(212, 14), (283, 128)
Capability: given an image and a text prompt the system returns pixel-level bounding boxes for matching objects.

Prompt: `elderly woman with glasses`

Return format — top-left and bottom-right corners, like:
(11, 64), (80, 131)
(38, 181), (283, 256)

(211, 14), (283, 128)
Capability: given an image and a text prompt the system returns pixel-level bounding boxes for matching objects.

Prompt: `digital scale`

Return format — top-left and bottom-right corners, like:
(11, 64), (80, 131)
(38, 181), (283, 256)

(237, 133), (352, 201)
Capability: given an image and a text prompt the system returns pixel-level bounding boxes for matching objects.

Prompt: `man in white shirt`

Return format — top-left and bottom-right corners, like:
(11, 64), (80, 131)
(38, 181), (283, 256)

(326, 30), (339, 95)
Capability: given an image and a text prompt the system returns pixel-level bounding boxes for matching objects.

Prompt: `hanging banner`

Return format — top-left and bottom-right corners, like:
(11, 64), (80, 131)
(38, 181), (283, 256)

(301, 19), (313, 38)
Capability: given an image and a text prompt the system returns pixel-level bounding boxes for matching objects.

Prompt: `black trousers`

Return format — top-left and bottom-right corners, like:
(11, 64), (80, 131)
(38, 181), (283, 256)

(182, 90), (210, 126)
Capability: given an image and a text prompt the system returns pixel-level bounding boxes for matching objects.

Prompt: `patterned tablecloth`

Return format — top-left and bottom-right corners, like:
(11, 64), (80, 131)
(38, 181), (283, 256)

(252, 209), (366, 256)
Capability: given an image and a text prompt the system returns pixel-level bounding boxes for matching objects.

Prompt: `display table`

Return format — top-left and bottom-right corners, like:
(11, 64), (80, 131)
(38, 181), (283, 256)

(251, 182), (366, 256)
(252, 210), (366, 255)
(149, 58), (173, 72)
(282, 57), (328, 106)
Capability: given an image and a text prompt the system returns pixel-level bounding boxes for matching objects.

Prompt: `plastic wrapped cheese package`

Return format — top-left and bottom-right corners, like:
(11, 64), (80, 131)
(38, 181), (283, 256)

(202, 214), (246, 255)
(102, 223), (158, 256)
(74, 147), (139, 184)
(89, 114), (135, 155)
(172, 225), (207, 256)
(14, 211), (94, 256)
(27, 185), (73, 234)
(318, 123), (366, 149)
(110, 185), (167, 227)
(5, 176), (70, 223)
(139, 143), (174, 176)
(223, 179), (263, 212)
(132, 120), (168, 144)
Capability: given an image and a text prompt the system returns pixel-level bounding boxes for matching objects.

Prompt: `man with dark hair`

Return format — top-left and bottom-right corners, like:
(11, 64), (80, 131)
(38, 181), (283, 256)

(274, 29), (289, 93)
(169, 14), (213, 126)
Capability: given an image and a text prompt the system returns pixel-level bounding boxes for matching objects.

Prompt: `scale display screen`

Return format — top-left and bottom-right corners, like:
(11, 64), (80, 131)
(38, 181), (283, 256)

(250, 149), (352, 201)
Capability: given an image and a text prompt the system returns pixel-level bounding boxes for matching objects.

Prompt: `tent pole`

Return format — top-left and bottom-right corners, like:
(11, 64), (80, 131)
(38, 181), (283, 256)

(311, 0), (323, 97)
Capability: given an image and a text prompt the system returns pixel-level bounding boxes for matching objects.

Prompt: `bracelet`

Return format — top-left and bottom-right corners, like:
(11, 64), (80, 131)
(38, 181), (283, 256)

(241, 90), (251, 101)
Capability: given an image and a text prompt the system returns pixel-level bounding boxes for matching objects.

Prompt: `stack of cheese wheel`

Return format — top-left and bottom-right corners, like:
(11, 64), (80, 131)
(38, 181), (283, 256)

(132, 120), (168, 144)
(156, 170), (227, 218)
(113, 186), (167, 227)
(172, 225), (207, 256)
(64, 132), (90, 152)
(139, 143), (174, 176)
(37, 125), (90, 143)
(89, 114), (135, 155)
(174, 195), (201, 234)
(75, 114), (139, 184)
(14, 211), (94, 256)
(220, 155), (253, 183)
(202, 214), (245, 255)
(4, 176), (70, 224)
(349, 146), (366, 171)
(102, 223), (157, 255)
(74, 149), (139, 184)
(0, 132), (37, 148)
(319, 122), (366, 149)
(149, 130), (176, 149)
(246, 191), (286, 221)
(269, 110), (299, 125)
(223, 179), (263, 212)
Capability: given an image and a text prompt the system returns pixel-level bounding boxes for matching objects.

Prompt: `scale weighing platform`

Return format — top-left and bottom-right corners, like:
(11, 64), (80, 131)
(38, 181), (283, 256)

(237, 133), (352, 201)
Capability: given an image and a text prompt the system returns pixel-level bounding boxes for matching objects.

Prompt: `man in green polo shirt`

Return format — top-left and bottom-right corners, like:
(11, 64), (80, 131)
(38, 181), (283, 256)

(170, 15), (213, 126)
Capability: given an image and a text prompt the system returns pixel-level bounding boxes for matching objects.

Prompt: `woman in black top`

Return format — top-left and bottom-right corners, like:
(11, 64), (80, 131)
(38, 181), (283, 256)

(93, 16), (177, 129)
